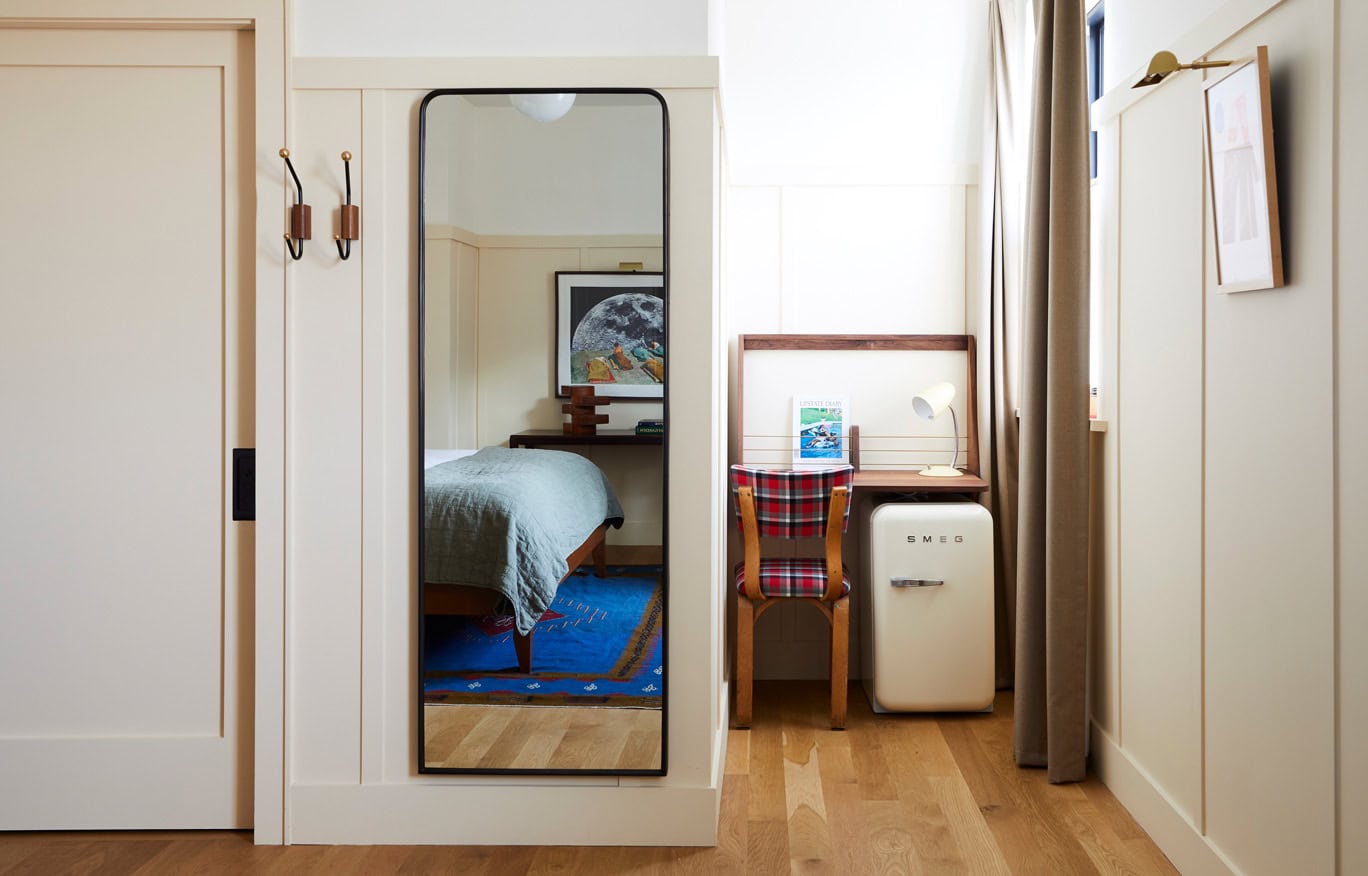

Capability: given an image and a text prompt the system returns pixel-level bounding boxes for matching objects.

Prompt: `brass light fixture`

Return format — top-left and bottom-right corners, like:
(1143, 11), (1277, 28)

(1132, 50), (1233, 88)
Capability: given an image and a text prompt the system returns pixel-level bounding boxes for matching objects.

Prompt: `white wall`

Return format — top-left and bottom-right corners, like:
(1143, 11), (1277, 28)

(285, 58), (724, 845)
(1093, 0), (1364, 872)
(1103, 0), (1228, 90)
(292, 0), (710, 58)
(721, 0), (988, 679)
(427, 98), (664, 235)
(1336, 3), (1368, 872)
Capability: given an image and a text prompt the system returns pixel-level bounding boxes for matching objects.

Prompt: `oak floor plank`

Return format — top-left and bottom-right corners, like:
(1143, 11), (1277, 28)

(967, 699), (1113, 873)
(860, 800), (922, 876)
(526, 844), (588, 874)
(711, 773), (750, 874)
(0, 685), (1178, 875)
(747, 683), (789, 822)
(1081, 781), (1151, 842)
(723, 727), (750, 775)
(1062, 796), (1164, 876)
(744, 820), (792, 876)
(929, 774), (1012, 874)
(939, 717), (1064, 873)
(309, 843), (412, 874)
(1, 839), (101, 875)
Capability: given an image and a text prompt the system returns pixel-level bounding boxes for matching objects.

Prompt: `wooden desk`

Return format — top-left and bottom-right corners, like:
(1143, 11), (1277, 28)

(852, 469), (988, 493)
(508, 428), (662, 449)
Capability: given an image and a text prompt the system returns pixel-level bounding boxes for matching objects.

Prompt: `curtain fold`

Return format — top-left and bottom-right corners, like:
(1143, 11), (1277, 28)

(981, 0), (1031, 691)
(1012, 0), (1091, 783)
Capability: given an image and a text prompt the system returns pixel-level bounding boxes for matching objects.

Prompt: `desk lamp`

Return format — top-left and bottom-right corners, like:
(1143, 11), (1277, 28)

(912, 382), (962, 477)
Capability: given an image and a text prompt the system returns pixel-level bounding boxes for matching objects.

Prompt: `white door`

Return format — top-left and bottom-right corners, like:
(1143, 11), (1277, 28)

(0, 27), (253, 828)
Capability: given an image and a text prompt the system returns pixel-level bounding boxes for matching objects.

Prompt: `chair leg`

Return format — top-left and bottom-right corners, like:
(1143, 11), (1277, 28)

(829, 596), (849, 730)
(735, 593), (755, 728)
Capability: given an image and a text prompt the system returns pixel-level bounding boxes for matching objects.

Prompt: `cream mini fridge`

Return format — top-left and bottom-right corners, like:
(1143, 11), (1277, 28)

(862, 502), (994, 712)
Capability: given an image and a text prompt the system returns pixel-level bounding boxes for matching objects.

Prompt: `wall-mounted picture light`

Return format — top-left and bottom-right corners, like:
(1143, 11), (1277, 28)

(1132, 50), (1232, 88)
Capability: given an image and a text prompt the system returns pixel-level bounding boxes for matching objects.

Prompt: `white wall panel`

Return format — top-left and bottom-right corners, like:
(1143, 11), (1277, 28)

(1201, 9), (1335, 873)
(1096, 0), (1345, 872)
(721, 0), (985, 183)
(423, 238), (455, 448)
(288, 88), (366, 786)
(1104, 0), (1230, 91)
(1115, 74), (1205, 829)
(780, 187), (965, 334)
(1338, 5), (1368, 872)
(725, 186), (783, 333)
(473, 247), (578, 448)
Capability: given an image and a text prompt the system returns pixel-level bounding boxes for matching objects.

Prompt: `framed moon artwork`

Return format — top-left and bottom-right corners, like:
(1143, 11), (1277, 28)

(556, 271), (666, 400)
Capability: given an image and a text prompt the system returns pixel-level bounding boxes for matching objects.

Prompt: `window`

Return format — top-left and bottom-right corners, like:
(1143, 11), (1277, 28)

(1086, 2), (1105, 179)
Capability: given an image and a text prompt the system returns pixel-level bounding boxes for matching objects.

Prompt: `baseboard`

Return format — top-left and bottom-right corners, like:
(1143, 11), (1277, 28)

(289, 781), (720, 846)
(1089, 722), (1237, 875)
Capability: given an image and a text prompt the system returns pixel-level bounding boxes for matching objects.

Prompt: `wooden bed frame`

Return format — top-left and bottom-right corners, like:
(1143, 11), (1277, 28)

(423, 521), (611, 674)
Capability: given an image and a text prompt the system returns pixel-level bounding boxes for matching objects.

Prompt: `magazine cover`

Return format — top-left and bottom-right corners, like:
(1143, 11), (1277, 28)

(792, 397), (849, 466)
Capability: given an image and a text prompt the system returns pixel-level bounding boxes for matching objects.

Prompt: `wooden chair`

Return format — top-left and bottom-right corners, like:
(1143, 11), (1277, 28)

(730, 464), (854, 730)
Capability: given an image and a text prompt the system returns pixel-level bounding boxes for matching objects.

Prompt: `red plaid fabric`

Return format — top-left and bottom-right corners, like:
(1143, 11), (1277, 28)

(733, 558), (851, 598)
(729, 464), (854, 538)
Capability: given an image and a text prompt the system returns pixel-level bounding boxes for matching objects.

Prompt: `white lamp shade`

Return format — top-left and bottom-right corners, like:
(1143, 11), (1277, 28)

(510, 92), (576, 122)
(912, 382), (956, 420)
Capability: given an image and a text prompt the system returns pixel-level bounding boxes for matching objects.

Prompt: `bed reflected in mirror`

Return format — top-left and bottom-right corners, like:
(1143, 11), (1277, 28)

(419, 90), (667, 775)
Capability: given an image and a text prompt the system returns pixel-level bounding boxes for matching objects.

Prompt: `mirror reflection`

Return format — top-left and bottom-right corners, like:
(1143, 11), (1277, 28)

(419, 90), (667, 774)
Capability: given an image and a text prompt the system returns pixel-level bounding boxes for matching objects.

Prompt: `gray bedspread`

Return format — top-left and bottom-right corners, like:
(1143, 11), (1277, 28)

(423, 447), (624, 635)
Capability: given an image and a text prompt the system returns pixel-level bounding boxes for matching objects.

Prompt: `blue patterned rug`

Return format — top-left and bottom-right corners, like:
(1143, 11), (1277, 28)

(423, 566), (663, 707)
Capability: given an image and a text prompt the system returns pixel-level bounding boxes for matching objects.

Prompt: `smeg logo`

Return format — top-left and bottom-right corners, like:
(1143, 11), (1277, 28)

(906, 534), (966, 544)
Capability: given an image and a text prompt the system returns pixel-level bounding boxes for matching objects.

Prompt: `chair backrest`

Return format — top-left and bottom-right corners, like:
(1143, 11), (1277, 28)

(729, 464), (855, 539)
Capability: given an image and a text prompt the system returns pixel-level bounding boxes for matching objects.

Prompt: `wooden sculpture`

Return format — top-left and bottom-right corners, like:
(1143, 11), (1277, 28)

(561, 385), (611, 436)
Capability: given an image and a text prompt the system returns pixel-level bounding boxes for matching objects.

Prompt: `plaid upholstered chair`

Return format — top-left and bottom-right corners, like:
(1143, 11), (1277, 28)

(730, 463), (855, 729)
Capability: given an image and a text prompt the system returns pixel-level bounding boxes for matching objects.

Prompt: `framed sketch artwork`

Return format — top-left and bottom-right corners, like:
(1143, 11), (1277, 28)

(1203, 45), (1284, 293)
(556, 271), (665, 399)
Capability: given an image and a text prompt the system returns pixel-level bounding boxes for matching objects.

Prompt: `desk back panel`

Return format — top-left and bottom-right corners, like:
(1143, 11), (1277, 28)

(738, 335), (977, 473)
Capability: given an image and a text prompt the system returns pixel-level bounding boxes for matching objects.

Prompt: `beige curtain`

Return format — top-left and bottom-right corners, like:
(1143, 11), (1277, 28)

(981, 0), (1032, 691)
(1013, 0), (1091, 783)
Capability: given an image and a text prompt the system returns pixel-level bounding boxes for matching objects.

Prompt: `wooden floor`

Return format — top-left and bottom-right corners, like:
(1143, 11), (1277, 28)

(0, 683), (1176, 874)
(424, 703), (662, 771)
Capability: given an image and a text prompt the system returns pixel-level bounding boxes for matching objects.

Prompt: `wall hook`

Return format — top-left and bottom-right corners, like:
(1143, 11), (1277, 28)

(335, 150), (359, 260)
(279, 148), (311, 260)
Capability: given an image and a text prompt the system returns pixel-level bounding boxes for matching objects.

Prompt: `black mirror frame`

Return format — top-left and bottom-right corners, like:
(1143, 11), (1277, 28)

(416, 88), (670, 777)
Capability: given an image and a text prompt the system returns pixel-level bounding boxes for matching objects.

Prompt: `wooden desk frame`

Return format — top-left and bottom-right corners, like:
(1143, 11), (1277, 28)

(737, 334), (986, 493)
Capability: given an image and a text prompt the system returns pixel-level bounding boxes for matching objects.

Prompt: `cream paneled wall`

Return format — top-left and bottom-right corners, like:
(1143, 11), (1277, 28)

(1092, 0), (1357, 872)
(1339, 6), (1368, 874)
(285, 61), (724, 846)
(727, 184), (972, 337)
(1114, 75), (1204, 826)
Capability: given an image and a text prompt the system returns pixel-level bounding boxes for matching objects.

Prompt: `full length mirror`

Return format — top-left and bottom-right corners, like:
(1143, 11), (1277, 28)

(419, 90), (667, 775)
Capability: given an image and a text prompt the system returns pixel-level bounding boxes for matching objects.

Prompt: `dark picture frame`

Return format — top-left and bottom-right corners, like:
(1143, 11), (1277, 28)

(555, 271), (665, 399)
